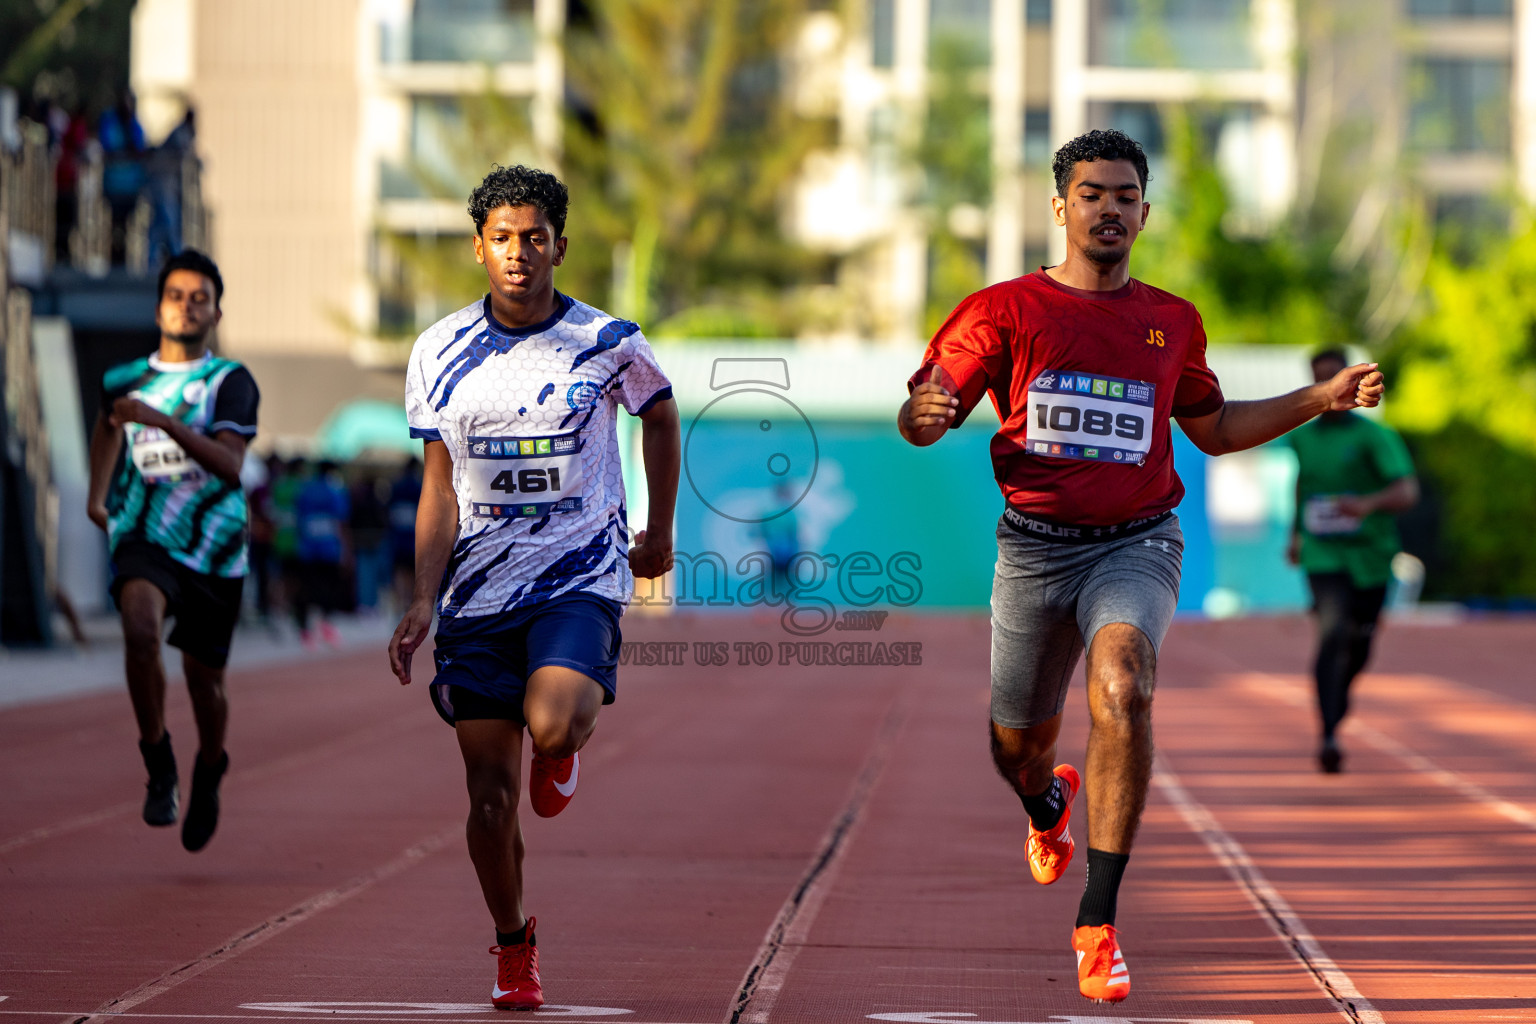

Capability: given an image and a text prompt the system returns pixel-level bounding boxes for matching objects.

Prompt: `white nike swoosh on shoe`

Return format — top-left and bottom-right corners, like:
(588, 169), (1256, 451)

(492, 985), (514, 999)
(553, 753), (579, 797)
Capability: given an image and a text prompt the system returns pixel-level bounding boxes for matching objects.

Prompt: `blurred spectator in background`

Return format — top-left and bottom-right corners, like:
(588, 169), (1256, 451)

(388, 457), (422, 613)
(53, 109), (90, 260)
(247, 454), (283, 625)
(293, 460), (351, 647)
(1286, 347), (1419, 775)
(99, 90), (147, 264)
(349, 468), (391, 615)
(271, 457), (304, 625)
(147, 107), (196, 264)
(759, 481), (801, 597)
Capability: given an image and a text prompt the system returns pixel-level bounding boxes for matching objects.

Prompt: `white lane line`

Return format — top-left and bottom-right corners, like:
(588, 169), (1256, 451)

(1153, 757), (1386, 1024)
(1234, 673), (1536, 831)
(726, 691), (909, 1024)
(63, 825), (462, 1024)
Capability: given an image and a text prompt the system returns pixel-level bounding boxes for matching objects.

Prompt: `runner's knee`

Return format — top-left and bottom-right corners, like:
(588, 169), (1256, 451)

(990, 719), (1055, 769)
(122, 615), (161, 660)
(465, 767), (520, 829)
(526, 717), (583, 758)
(1088, 655), (1153, 726)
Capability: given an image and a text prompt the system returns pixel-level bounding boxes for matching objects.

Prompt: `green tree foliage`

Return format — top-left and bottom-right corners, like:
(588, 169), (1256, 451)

(1131, 108), (1373, 349)
(918, 35), (989, 336)
(375, 0), (832, 341)
(558, 0), (833, 336)
(1386, 223), (1536, 599)
(1, 0), (133, 110)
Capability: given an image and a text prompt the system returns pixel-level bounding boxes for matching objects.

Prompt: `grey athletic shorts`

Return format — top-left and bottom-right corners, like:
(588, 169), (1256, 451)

(990, 514), (1184, 730)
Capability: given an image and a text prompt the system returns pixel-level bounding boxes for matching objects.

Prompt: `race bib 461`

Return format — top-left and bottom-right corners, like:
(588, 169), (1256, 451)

(465, 432), (585, 519)
(1026, 370), (1155, 465)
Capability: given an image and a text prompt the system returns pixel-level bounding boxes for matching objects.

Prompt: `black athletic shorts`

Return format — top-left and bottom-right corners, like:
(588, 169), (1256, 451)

(110, 540), (244, 669)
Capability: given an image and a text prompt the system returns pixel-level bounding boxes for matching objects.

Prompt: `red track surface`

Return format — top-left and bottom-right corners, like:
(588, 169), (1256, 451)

(2, 614), (1534, 1024)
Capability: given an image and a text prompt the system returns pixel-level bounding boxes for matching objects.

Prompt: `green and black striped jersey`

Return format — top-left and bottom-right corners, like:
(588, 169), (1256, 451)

(102, 353), (260, 578)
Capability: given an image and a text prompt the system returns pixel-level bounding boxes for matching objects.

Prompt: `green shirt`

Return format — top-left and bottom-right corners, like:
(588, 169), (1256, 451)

(102, 353), (260, 577)
(1286, 412), (1415, 588)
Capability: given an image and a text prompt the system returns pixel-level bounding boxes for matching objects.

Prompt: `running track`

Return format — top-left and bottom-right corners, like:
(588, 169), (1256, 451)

(2, 614), (1533, 1024)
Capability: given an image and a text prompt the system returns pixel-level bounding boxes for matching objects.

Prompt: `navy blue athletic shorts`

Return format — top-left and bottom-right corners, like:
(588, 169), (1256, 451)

(428, 592), (622, 726)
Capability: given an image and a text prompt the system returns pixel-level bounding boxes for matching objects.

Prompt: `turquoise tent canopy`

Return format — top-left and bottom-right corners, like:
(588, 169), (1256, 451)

(316, 400), (415, 459)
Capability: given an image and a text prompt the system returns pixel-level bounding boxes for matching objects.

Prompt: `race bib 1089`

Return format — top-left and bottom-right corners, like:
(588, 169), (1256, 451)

(1026, 369), (1155, 465)
(464, 432), (585, 519)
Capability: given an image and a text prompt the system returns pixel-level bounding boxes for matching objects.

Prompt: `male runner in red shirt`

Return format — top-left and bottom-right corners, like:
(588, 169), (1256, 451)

(897, 129), (1384, 1003)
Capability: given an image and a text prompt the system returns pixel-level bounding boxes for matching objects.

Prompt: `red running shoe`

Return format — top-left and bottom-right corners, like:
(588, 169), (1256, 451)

(1026, 764), (1080, 885)
(489, 916), (543, 1010)
(1072, 923), (1130, 1003)
(529, 751), (579, 818)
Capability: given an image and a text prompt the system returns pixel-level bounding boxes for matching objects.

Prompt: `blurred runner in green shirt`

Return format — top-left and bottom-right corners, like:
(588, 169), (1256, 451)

(1285, 348), (1418, 773)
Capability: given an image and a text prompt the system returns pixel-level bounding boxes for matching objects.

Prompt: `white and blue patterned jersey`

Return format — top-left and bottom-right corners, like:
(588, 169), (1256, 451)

(404, 293), (672, 622)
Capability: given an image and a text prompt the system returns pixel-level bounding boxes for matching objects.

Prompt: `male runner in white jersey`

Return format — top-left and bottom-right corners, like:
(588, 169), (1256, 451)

(389, 165), (680, 1010)
(88, 249), (259, 853)
(898, 130), (1385, 1002)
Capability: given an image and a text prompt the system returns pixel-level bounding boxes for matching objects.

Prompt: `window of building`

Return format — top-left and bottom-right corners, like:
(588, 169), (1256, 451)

(1088, 0), (1256, 70)
(1406, 0), (1512, 16)
(872, 0), (896, 67)
(1027, 0), (1052, 24)
(1409, 58), (1511, 154)
(930, 0), (991, 66)
(410, 0), (535, 64)
(1024, 108), (1051, 167)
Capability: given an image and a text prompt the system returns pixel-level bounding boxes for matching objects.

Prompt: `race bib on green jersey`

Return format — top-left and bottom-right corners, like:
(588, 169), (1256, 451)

(1026, 370), (1154, 464)
(1302, 495), (1362, 536)
(128, 427), (205, 485)
(465, 433), (585, 519)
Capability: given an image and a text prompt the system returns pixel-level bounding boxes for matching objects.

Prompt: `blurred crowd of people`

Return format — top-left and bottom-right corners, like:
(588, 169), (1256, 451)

(243, 455), (423, 647)
(20, 87), (196, 267)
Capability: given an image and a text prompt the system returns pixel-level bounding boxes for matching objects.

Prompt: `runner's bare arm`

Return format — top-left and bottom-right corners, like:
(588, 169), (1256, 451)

(86, 412), (124, 530)
(389, 439), (458, 685)
(630, 397), (679, 579)
(898, 365), (960, 447)
(1335, 475), (1419, 518)
(108, 397), (247, 485)
(1177, 362), (1384, 456)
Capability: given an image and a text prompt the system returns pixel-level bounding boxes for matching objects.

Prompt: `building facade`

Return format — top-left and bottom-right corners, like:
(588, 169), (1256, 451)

(129, 0), (1533, 440)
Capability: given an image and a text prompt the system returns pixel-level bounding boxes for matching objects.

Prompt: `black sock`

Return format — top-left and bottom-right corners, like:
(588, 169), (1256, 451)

(1020, 775), (1065, 832)
(139, 732), (176, 778)
(1076, 848), (1130, 928)
(495, 922), (531, 946)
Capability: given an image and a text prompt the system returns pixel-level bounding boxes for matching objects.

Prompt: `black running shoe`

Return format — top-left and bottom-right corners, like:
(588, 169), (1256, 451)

(181, 750), (228, 852)
(139, 734), (179, 827)
(1318, 738), (1343, 774)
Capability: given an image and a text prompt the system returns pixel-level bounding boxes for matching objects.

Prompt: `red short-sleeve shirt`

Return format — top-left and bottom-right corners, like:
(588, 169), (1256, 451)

(909, 269), (1224, 525)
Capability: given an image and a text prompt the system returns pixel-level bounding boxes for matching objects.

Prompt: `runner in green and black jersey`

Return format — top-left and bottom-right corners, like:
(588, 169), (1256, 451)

(87, 249), (259, 853)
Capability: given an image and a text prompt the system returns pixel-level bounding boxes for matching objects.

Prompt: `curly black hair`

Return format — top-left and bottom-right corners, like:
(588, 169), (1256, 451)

(467, 164), (570, 237)
(1051, 129), (1151, 198)
(157, 248), (224, 306)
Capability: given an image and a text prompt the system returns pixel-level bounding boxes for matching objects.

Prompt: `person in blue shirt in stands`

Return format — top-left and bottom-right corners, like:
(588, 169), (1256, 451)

(293, 459), (351, 647)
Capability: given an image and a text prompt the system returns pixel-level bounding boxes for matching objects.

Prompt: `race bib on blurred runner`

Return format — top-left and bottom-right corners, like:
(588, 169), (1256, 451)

(1303, 495), (1362, 536)
(130, 428), (205, 484)
(1026, 370), (1154, 464)
(464, 433), (584, 519)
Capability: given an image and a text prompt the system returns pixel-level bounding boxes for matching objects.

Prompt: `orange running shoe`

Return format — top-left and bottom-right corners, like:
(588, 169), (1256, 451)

(1026, 764), (1080, 885)
(489, 916), (543, 1010)
(1072, 923), (1130, 1003)
(529, 751), (579, 818)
